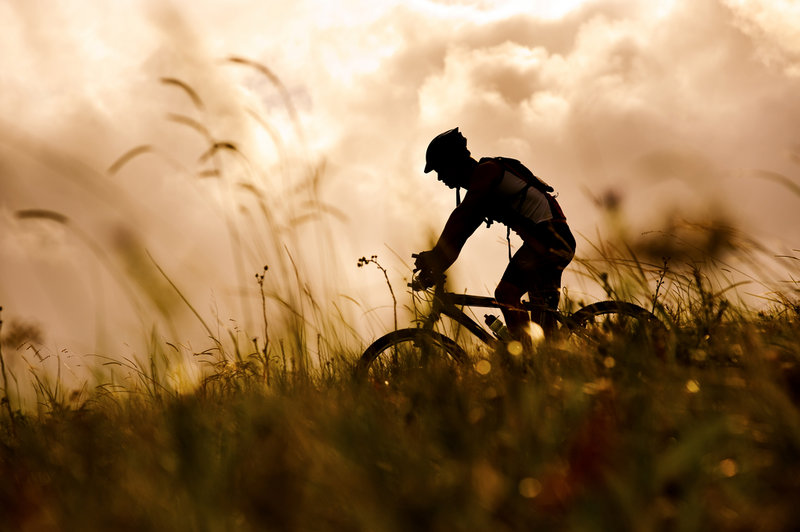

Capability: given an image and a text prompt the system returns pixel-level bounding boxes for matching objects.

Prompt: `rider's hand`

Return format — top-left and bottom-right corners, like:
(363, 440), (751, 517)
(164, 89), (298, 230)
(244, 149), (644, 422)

(414, 250), (437, 273)
(413, 250), (439, 290)
(414, 268), (437, 290)
(413, 250), (447, 290)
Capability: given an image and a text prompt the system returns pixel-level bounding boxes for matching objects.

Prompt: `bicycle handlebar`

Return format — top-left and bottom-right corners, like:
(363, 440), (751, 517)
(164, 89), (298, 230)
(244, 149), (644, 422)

(410, 252), (440, 290)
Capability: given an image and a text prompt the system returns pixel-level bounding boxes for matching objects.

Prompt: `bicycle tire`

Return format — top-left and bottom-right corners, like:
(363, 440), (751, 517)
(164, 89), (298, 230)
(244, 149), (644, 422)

(569, 300), (667, 355)
(357, 328), (468, 377)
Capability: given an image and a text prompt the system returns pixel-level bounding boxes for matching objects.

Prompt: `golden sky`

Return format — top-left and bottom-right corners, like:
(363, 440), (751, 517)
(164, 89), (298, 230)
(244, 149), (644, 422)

(1, 0), (799, 355)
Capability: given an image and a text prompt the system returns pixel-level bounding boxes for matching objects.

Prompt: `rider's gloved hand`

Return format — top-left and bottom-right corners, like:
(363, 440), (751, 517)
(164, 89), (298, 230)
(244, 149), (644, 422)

(414, 250), (439, 272)
(415, 268), (437, 289)
(413, 250), (442, 290)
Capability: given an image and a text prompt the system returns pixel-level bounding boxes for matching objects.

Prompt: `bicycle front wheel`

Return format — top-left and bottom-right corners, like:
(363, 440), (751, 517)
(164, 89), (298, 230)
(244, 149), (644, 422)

(569, 301), (667, 357)
(357, 328), (468, 379)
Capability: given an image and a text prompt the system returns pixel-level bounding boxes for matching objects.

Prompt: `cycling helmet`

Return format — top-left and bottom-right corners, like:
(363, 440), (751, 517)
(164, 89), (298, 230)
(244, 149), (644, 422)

(424, 127), (469, 173)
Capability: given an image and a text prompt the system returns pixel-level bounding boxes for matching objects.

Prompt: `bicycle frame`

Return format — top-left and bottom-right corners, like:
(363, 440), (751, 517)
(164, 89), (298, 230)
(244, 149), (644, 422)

(359, 266), (667, 373)
(413, 277), (569, 347)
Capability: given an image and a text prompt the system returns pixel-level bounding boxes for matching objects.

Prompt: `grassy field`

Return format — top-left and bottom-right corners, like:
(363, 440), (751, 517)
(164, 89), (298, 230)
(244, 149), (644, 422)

(2, 260), (800, 532)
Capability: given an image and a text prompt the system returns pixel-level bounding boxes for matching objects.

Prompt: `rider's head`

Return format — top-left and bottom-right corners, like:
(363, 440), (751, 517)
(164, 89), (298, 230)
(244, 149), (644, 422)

(424, 128), (471, 189)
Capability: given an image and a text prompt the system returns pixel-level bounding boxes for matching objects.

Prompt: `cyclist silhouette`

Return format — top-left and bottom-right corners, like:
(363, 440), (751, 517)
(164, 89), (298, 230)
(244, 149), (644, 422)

(415, 127), (576, 343)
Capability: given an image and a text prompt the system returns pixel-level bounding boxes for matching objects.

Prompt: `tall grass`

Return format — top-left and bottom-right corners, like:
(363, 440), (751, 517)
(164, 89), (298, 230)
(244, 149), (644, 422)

(5, 58), (356, 400)
(2, 233), (800, 530)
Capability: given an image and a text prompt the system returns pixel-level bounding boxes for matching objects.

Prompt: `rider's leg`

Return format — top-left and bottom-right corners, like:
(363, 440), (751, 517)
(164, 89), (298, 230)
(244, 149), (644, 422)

(497, 245), (541, 345)
(499, 243), (569, 341)
(494, 279), (529, 338)
(530, 285), (561, 338)
(495, 279), (535, 361)
(522, 222), (576, 339)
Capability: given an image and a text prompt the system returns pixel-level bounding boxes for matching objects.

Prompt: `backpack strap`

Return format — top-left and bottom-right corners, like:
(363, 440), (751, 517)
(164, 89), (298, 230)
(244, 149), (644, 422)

(493, 157), (554, 193)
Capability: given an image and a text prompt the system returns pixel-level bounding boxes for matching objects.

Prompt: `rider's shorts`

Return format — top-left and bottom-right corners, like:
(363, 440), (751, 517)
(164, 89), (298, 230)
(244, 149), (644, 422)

(501, 221), (575, 302)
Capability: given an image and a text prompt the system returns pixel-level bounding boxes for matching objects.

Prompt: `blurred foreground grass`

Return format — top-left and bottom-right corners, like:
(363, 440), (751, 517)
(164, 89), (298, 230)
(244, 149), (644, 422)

(2, 295), (800, 531)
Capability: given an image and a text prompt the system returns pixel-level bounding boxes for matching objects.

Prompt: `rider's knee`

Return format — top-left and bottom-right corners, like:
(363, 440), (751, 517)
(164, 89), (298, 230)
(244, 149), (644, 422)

(529, 288), (560, 309)
(542, 290), (561, 310)
(495, 281), (523, 304)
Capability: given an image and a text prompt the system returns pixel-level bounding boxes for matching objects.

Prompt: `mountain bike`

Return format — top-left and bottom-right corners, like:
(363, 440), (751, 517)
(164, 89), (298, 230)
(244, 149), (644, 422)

(357, 257), (667, 376)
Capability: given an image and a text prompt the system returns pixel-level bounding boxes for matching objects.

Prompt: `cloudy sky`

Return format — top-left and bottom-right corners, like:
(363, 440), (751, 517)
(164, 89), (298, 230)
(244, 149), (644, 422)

(1, 0), (799, 360)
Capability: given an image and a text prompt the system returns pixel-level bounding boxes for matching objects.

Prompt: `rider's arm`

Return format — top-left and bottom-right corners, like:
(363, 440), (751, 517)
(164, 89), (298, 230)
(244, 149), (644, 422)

(429, 161), (504, 270)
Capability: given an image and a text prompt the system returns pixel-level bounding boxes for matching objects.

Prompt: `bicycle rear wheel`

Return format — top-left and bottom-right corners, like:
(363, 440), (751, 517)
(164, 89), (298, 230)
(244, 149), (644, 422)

(357, 328), (468, 379)
(569, 301), (667, 357)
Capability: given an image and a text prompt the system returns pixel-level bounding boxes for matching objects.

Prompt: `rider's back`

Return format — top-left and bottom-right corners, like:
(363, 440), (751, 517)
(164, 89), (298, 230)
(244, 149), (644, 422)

(490, 169), (555, 224)
(476, 157), (568, 231)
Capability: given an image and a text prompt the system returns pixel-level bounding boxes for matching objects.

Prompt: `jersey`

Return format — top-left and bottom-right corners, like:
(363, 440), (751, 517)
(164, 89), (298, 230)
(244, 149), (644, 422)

(479, 157), (567, 233)
(491, 170), (555, 224)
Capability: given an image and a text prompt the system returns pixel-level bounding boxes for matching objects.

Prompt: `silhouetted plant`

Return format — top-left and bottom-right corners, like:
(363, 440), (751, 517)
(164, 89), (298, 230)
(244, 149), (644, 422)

(358, 255), (398, 333)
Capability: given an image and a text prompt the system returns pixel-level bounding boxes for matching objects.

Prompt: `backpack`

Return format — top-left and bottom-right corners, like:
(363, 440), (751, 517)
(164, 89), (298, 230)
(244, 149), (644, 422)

(473, 156), (566, 224)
